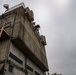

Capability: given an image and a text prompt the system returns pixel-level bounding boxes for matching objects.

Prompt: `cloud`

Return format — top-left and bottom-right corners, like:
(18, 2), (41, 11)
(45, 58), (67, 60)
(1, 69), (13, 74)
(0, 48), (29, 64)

(46, 0), (76, 75)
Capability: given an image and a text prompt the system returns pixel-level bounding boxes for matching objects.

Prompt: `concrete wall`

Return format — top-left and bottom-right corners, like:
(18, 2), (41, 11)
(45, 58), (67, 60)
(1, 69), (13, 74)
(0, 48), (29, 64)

(12, 16), (48, 69)
(0, 40), (9, 60)
(0, 10), (48, 68)
(0, 6), (48, 71)
(0, 40), (9, 70)
(8, 42), (44, 75)
(7, 42), (25, 75)
(9, 43), (25, 69)
(5, 64), (25, 75)
(27, 58), (44, 75)
(13, 68), (25, 75)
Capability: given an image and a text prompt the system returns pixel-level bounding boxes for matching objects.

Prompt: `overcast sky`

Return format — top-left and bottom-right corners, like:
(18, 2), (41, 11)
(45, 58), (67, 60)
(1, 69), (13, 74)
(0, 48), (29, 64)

(0, 0), (76, 75)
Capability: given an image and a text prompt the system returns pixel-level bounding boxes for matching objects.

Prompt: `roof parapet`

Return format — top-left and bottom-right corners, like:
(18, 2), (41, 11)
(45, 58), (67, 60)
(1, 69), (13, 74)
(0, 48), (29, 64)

(4, 2), (25, 14)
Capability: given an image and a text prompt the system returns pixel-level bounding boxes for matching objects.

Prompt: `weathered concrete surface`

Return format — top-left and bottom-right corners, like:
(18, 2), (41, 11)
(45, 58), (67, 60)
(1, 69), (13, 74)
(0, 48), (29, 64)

(0, 40), (9, 70)
(0, 3), (49, 73)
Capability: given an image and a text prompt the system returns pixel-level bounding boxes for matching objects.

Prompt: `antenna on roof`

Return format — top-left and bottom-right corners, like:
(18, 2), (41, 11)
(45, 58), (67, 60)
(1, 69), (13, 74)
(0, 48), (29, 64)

(3, 4), (9, 10)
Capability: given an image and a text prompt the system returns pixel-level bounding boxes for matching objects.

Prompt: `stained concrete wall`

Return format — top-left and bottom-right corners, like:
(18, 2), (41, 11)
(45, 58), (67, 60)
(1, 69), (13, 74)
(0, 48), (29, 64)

(9, 43), (25, 69)
(0, 6), (48, 71)
(0, 40), (9, 60)
(13, 68), (25, 75)
(0, 40), (10, 74)
(8, 42), (44, 75)
(12, 15), (48, 68)
(5, 64), (25, 75)
(27, 58), (44, 75)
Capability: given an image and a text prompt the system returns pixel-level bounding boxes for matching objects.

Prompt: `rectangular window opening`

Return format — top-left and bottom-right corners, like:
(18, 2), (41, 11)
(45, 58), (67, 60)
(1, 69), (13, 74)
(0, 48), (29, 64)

(9, 65), (13, 73)
(35, 71), (40, 75)
(27, 65), (33, 72)
(9, 52), (23, 65)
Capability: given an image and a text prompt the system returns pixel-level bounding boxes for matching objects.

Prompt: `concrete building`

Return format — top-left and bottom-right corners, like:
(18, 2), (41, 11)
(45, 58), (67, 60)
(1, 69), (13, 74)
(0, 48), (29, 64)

(0, 3), (49, 75)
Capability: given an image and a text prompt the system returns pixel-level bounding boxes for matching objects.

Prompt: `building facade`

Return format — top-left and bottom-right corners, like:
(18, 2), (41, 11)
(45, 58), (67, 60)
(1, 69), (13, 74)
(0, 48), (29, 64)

(0, 3), (49, 75)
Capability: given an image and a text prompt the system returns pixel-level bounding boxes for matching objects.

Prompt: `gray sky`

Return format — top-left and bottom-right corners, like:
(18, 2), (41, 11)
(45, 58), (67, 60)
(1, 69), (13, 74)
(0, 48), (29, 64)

(0, 0), (76, 75)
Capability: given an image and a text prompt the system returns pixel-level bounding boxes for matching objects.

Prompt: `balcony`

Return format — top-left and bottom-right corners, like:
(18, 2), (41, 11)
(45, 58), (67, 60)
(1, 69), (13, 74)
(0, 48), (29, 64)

(11, 36), (48, 72)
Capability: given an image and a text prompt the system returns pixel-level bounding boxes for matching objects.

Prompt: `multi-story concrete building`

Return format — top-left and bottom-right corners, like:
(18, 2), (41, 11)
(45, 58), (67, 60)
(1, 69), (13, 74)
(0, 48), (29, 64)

(0, 3), (49, 75)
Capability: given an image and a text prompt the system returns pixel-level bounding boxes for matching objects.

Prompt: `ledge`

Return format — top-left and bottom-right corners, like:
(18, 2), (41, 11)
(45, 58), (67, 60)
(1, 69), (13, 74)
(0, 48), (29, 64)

(11, 36), (48, 72)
